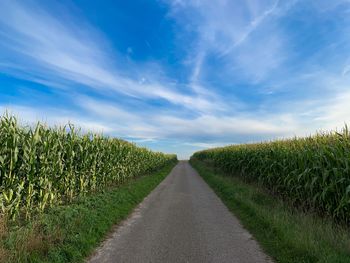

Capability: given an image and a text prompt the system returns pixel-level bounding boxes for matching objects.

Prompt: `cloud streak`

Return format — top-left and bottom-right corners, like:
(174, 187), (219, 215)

(0, 0), (221, 114)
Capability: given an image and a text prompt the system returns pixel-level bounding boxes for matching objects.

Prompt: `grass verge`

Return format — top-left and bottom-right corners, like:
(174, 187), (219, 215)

(191, 159), (350, 263)
(0, 162), (177, 263)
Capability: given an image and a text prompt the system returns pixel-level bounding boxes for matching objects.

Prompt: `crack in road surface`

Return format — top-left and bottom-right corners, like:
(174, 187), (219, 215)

(88, 161), (273, 263)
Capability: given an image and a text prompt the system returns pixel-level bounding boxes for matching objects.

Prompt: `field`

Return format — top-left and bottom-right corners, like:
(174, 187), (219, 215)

(0, 114), (177, 262)
(0, 114), (176, 220)
(2, 112), (350, 262)
(191, 127), (350, 222)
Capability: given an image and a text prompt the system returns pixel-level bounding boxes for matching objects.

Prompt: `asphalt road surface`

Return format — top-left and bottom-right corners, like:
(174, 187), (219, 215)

(88, 161), (273, 263)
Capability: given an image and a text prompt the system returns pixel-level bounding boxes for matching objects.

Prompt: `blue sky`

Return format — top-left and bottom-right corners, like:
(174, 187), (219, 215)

(1, 0), (350, 159)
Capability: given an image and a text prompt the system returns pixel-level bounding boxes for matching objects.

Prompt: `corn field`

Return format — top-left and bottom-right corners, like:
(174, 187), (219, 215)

(191, 128), (350, 222)
(0, 115), (177, 219)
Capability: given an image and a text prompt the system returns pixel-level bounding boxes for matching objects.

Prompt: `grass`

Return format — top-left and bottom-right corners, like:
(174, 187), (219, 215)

(191, 159), (350, 263)
(0, 217), (8, 261)
(0, 162), (176, 263)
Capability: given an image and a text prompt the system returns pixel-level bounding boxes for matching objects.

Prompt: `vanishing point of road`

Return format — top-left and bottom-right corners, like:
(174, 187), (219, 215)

(88, 161), (273, 263)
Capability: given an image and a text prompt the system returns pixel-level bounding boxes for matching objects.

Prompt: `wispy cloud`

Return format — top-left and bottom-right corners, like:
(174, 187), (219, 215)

(0, 0), (221, 114)
(221, 0), (281, 53)
(0, 104), (113, 133)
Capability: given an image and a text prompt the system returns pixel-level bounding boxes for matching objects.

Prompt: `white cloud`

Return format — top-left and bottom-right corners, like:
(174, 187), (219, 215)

(0, 105), (113, 133)
(75, 95), (139, 121)
(183, 142), (229, 149)
(3, 83), (350, 159)
(71, 95), (290, 141)
(308, 91), (350, 131)
(153, 113), (300, 140)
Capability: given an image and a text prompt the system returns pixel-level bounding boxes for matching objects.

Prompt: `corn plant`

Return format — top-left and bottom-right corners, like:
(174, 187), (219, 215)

(0, 114), (177, 219)
(191, 127), (350, 222)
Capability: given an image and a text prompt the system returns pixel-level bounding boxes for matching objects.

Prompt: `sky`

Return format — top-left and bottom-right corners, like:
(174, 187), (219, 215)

(1, 0), (350, 159)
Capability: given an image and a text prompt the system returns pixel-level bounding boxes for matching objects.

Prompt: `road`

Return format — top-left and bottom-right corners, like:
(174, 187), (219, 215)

(88, 161), (273, 263)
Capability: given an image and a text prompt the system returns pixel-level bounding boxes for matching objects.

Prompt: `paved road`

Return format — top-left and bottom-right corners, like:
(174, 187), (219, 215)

(88, 161), (273, 263)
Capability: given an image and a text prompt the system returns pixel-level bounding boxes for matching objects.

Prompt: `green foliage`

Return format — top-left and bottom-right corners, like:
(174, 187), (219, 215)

(0, 114), (177, 219)
(191, 127), (350, 222)
(1, 162), (175, 263)
(191, 160), (350, 263)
